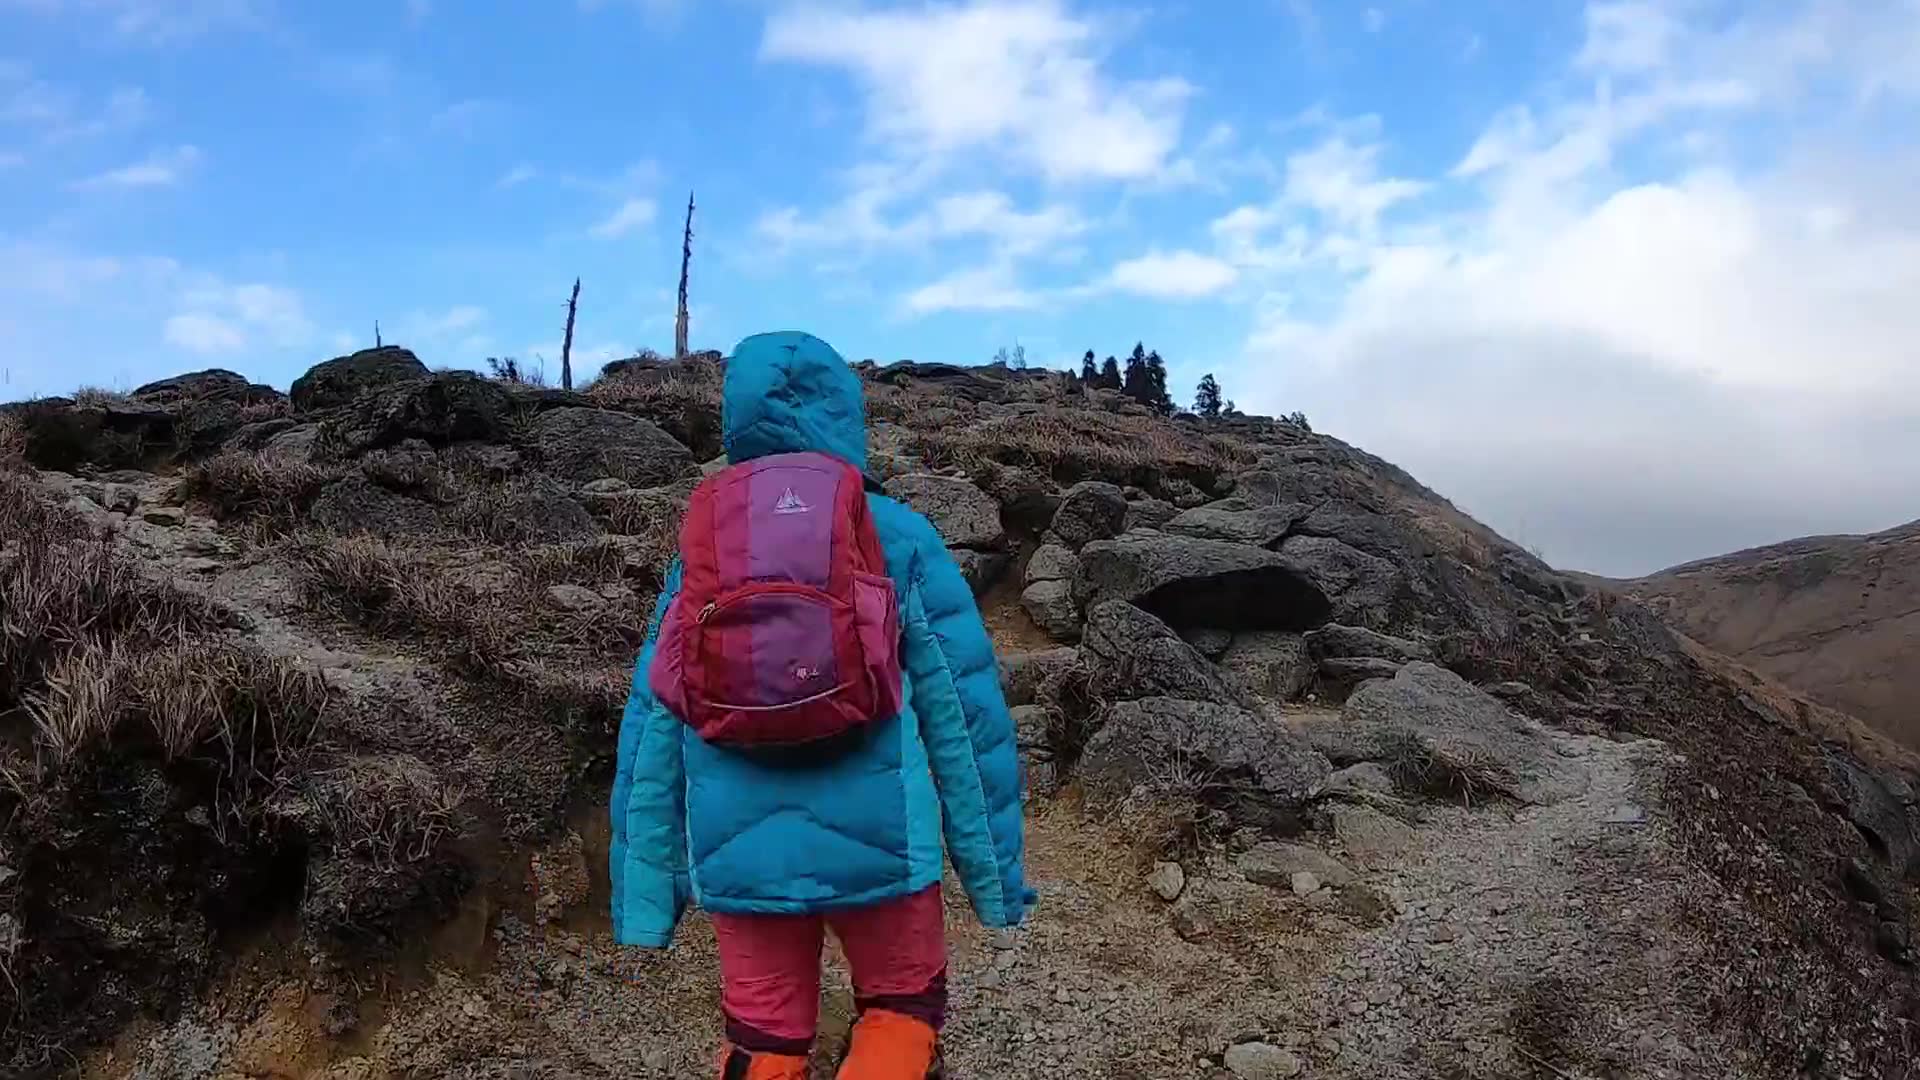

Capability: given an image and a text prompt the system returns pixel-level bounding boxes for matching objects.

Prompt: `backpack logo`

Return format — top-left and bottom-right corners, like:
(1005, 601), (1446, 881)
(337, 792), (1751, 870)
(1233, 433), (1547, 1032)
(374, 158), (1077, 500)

(772, 487), (812, 516)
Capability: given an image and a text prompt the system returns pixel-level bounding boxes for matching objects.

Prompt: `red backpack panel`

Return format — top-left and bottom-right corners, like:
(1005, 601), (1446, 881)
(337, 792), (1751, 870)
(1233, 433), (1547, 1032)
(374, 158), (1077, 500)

(648, 451), (903, 749)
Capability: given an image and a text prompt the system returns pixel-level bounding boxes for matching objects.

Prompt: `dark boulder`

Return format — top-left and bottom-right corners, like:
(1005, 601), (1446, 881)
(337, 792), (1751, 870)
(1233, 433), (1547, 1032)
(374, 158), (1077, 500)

(1021, 580), (1082, 643)
(884, 474), (1005, 550)
(290, 346), (429, 412)
(1124, 497), (1180, 532)
(999, 647), (1080, 708)
(310, 474), (442, 536)
(1339, 663), (1586, 805)
(1075, 532), (1332, 631)
(321, 372), (515, 455)
(131, 369), (282, 407)
(1218, 631), (1313, 702)
(975, 465), (1060, 534)
(1164, 500), (1307, 548)
(1824, 749), (1920, 877)
(1275, 535), (1405, 630)
(456, 474), (600, 545)
(1319, 656), (1407, 684)
(0, 396), (174, 472)
(1082, 601), (1241, 706)
(1048, 481), (1129, 549)
(1306, 624), (1434, 663)
(531, 407), (695, 488)
(951, 549), (1011, 596)
(1080, 697), (1331, 833)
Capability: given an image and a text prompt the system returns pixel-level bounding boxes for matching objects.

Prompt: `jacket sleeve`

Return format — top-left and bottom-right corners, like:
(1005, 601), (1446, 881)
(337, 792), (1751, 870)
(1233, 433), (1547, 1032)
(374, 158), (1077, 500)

(609, 560), (691, 947)
(899, 525), (1034, 928)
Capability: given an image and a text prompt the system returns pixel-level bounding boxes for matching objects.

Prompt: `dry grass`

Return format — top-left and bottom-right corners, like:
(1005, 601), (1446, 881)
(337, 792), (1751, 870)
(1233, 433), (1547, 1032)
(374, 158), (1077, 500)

(584, 359), (725, 457)
(359, 446), (457, 502)
(905, 408), (1250, 491)
(25, 639), (328, 823)
(303, 755), (464, 869)
(1381, 730), (1515, 807)
(69, 386), (129, 408)
(184, 449), (341, 528)
(0, 533), (226, 711)
(292, 534), (519, 678)
(0, 413), (25, 471)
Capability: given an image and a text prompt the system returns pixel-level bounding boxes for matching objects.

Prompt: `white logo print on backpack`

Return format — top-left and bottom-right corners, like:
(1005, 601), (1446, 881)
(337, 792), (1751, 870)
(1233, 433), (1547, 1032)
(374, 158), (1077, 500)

(772, 487), (812, 515)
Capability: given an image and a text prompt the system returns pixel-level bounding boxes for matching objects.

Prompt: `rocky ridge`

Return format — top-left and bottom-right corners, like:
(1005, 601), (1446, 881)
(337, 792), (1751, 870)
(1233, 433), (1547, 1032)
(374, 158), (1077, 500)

(1, 347), (1916, 1078)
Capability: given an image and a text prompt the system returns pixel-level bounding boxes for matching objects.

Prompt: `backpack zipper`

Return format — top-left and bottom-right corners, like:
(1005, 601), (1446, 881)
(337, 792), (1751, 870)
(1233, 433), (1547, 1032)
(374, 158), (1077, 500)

(694, 582), (837, 625)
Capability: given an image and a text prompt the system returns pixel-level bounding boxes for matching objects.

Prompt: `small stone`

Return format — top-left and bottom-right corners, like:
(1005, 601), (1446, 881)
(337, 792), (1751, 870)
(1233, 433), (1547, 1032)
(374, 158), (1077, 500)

(581, 477), (632, 495)
(174, 557), (221, 575)
(546, 583), (606, 611)
(1223, 1041), (1302, 1079)
(1346, 999), (1369, 1016)
(989, 928), (1022, 951)
(1290, 871), (1321, 897)
(1053, 986), (1073, 1004)
(142, 506), (186, 527)
(105, 486), (140, 515)
(1605, 803), (1647, 824)
(994, 950), (1019, 971)
(1426, 923), (1458, 944)
(1487, 681), (1532, 699)
(1367, 984), (1397, 1005)
(1148, 861), (1186, 902)
(1326, 762), (1396, 795)
(976, 970), (1003, 990)
(1171, 898), (1214, 941)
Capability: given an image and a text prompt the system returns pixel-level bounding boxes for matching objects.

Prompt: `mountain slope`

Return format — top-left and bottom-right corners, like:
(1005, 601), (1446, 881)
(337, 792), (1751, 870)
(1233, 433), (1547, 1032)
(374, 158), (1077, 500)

(1623, 518), (1920, 746)
(4, 351), (1919, 1078)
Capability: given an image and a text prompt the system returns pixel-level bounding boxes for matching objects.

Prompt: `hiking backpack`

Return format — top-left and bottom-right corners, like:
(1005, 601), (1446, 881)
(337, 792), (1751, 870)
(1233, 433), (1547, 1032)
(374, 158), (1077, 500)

(648, 451), (904, 750)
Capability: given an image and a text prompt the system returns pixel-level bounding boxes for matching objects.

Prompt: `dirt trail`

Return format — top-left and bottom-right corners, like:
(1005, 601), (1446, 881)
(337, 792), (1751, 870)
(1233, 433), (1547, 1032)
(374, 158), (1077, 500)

(88, 720), (1741, 1079)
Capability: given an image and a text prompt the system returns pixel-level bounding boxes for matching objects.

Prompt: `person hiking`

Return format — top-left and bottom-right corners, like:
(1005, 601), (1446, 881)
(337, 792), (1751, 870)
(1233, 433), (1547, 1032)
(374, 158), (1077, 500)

(609, 330), (1034, 1079)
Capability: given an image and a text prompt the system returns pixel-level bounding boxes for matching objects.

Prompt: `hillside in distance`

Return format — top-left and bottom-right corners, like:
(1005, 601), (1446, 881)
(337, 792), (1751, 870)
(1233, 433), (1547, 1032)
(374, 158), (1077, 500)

(1624, 518), (1920, 747)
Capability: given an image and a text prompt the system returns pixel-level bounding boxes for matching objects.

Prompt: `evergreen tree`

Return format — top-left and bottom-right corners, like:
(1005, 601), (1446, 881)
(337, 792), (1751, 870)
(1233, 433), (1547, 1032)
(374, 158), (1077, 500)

(1146, 349), (1170, 413)
(1080, 350), (1098, 384)
(1099, 355), (1122, 390)
(1194, 373), (1223, 418)
(1224, 399), (1239, 417)
(1122, 345), (1148, 403)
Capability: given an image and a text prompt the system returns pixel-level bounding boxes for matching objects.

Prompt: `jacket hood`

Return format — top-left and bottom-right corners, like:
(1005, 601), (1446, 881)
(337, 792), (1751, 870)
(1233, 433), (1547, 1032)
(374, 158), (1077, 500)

(721, 330), (868, 472)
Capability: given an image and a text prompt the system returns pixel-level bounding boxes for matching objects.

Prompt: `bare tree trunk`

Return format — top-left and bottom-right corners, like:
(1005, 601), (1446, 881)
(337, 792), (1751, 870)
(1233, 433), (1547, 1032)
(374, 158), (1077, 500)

(374, 321), (382, 348)
(561, 278), (580, 391)
(675, 191), (694, 361)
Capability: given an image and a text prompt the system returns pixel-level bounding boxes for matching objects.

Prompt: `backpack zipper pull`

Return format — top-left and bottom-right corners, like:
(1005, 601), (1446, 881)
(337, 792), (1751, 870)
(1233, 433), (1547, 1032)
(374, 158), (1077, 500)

(696, 601), (717, 624)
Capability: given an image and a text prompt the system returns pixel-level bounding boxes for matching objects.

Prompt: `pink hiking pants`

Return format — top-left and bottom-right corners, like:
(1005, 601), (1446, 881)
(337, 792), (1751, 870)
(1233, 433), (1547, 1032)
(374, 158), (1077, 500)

(710, 884), (948, 1055)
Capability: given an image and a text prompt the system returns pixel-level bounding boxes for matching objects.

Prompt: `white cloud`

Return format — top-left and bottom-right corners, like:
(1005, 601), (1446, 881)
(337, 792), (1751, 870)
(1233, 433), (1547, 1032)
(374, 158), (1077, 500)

(173, 281), (314, 349)
(431, 98), (509, 139)
(497, 162), (538, 188)
(401, 305), (487, 340)
(2, 0), (264, 44)
(905, 264), (1040, 314)
(590, 197), (658, 238)
(71, 144), (201, 189)
(1363, 7), (1386, 33)
(163, 312), (245, 353)
(0, 149), (22, 169)
(1576, 1), (1682, 73)
(406, 0), (430, 21)
(758, 171), (1084, 264)
(761, 1), (1190, 182)
(1107, 250), (1239, 299)
(1284, 133), (1425, 230)
(1229, 0), (1920, 576)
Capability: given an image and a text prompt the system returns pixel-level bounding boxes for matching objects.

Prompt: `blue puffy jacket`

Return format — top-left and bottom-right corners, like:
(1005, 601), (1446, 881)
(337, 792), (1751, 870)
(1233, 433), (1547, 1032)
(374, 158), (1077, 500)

(609, 330), (1032, 946)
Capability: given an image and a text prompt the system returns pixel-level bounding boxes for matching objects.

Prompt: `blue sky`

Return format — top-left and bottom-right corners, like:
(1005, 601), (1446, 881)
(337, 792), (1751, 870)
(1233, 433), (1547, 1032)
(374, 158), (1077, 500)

(3, 0), (1918, 574)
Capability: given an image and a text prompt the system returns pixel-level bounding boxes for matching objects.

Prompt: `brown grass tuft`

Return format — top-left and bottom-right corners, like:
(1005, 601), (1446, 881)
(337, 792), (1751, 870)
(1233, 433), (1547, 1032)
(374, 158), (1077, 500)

(0, 413), (25, 471)
(184, 449), (340, 528)
(26, 639), (327, 819)
(905, 408), (1250, 493)
(303, 755), (464, 869)
(585, 361), (724, 457)
(0, 534), (226, 711)
(69, 386), (129, 408)
(292, 534), (519, 678)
